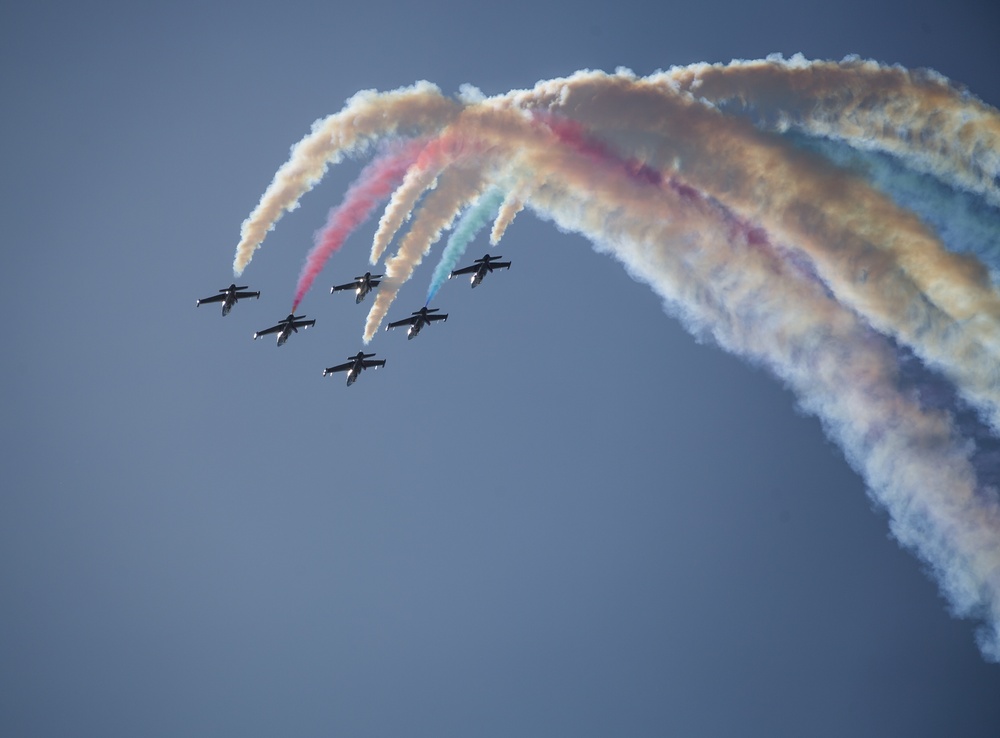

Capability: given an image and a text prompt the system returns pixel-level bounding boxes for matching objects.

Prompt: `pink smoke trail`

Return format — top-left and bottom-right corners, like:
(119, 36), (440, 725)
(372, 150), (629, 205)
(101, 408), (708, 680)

(291, 138), (427, 311)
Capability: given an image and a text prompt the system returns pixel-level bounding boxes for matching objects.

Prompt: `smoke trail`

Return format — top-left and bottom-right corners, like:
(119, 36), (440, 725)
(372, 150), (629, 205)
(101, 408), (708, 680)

(658, 54), (1000, 208)
(232, 82), (459, 275)
(784, 132), (1000, 286)
(369, 132), (484, 264)
(364, 167), (485, 341)
(490, 189), (526, 245)
(426, 188), (506, 304)
(291, 139), (425, 312)
(369, 147), (445, 264)
(231, 58), (1000, 660)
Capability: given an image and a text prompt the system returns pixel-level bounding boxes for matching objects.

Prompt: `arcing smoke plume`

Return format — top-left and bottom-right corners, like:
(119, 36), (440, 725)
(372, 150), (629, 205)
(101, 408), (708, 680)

(232, 56), (1000, 661)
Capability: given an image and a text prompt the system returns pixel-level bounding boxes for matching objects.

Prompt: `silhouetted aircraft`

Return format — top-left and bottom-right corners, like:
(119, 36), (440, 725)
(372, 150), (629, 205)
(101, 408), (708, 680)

(253, 314), (316, 346)
(331, 272), (382, 304)
(449, 253), (510, 288)
(196, 284), (260, 316)
(385, 306), (448, 340)
(323, 351), (386, 386)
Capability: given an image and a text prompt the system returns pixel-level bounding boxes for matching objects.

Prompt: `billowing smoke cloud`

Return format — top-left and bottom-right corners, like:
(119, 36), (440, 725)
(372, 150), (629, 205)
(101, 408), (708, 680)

(231, 56), (1000, 662)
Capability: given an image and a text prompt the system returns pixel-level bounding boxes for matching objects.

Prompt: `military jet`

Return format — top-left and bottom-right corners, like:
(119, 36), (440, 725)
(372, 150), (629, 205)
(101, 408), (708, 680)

(331, 272), (382, 304)
(385, 307), (448, 340)
(253, 314), (316, 346)
(323, 351), (386, 386)
(449, 253), (511, 288)
(196, 283), (260, 316)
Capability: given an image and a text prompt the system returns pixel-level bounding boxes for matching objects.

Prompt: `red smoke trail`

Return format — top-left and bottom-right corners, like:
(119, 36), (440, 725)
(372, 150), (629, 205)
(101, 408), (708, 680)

(292, 138), (427, 311)
(539, 111), (807, 280)
(532, 111), (663, 187)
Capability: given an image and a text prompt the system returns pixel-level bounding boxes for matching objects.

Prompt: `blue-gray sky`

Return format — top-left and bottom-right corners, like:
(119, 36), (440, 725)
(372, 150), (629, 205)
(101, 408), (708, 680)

(1, 1), (998, 736)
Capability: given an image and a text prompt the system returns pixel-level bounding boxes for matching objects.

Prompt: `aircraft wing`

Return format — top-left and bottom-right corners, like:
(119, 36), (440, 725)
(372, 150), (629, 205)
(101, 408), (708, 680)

(492, 261), (511, 270)
(324, 361), (354, 374)
(427, 313), (448, 323)
(331, 282), (356, 292)
(387, 316), (417, 329)
(361, 359), (386, 369)
(254, 324), (283, 338)
(292, 319), (316, 329)
(233, 291), (260, 299)
(197, 294), (226, 305)
(450, 264), (478, 277)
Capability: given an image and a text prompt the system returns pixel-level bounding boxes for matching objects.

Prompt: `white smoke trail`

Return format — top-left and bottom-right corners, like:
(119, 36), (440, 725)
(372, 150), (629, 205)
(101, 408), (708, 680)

(232, 82), (459, 275)
(369, 129), (492, 264)
(369, 165), (441, 265)
(491, 188), (527, 245)
(364, 166), (486, 340)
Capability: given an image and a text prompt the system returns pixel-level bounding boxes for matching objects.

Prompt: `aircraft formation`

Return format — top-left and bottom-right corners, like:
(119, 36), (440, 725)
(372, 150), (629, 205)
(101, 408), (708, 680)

(197, 253), (510, 386)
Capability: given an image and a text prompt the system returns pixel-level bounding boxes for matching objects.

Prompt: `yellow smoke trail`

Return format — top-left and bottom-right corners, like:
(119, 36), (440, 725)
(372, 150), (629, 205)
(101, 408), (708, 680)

(233, 82), (459, 275)
(363, 166), (486, 341)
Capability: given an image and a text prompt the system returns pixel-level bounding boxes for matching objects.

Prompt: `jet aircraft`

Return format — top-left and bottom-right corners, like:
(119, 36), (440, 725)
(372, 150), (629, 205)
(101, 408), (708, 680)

(323, 351), (386, 386)
(196, 284), (260, 316)
(331, 272), (382, 304)
(449, 253), (511, 288)
(253, 314), (316, 346)
(385, 307), (448, 340)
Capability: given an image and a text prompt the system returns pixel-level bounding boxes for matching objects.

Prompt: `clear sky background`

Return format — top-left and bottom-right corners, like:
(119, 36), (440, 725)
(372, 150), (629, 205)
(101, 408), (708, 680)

(2, 1), (998, 736)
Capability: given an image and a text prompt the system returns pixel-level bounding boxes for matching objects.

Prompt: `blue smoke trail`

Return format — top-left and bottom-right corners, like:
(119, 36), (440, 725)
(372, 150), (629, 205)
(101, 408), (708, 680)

(785, 132), (1000, 286)
(425, 188), (506, 304)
